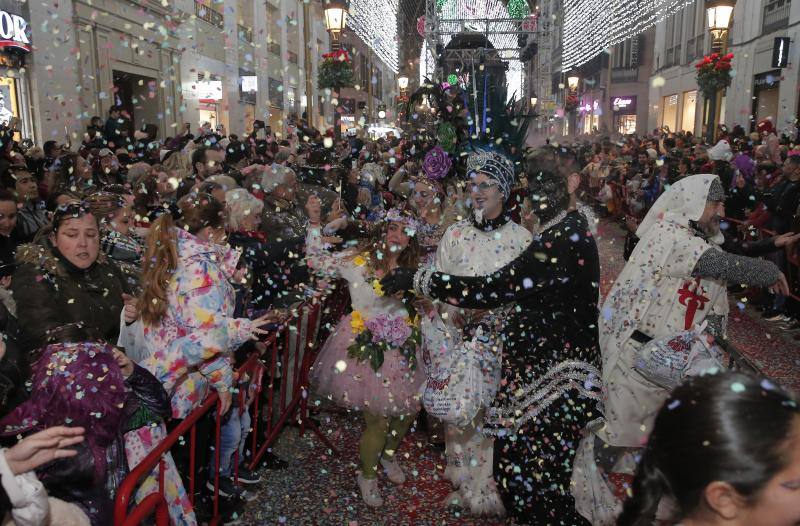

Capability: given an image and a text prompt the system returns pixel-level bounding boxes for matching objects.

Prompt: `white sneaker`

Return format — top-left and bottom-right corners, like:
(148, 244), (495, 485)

(380, 457), (406, 485)
(357, 472), (384, 507)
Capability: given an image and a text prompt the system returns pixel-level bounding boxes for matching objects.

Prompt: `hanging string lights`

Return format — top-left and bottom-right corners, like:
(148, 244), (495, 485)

(562, 0), (692, 69)
(420, 0), (524, 100)
(348, 0), (400, 72)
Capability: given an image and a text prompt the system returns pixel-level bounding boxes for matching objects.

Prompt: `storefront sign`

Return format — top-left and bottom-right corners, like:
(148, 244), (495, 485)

(772, 37), (790, 69)
(754, 70), (781, 89)
(611, 96), (636, 113)
(0, 10), (29, 52)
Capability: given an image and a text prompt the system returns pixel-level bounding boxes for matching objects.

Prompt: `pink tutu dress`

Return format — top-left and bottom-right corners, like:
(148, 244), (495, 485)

(307, 229), (424, 417)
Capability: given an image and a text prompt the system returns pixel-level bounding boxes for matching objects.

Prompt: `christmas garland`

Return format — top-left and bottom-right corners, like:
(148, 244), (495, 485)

(318, 49), (354, 90)
(695, 52), (733, 98)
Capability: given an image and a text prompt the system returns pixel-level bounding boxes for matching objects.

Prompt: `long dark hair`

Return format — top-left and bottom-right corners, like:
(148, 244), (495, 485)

(617, 371), (800, 526)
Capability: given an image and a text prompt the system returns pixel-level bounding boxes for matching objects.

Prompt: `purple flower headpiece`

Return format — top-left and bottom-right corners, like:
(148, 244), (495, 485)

(0, 341), (126, 482)
(422, 146), (452, 181)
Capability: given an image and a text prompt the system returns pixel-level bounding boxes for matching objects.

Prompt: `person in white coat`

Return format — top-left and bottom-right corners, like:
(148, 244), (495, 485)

(572, 174), (789, 524)
(422, 148), (532, 516)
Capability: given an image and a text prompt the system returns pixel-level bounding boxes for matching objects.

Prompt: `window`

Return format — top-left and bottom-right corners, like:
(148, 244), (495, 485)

(195, 0), (223, 29)
(763, 0), (791, 33)
(611, 36), (640, 82)
(681, 91), (697, 132)
(287, 87), (296, 110)
(269, 78), (284, 109)
(662, 94), (679, 131)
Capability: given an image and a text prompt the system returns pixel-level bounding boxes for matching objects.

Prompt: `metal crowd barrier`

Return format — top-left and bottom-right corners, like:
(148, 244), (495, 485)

(113, 286), (350, 525)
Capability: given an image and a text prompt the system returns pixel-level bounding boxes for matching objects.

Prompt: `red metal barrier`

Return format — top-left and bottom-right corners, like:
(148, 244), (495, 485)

(114, 291), (346, 525)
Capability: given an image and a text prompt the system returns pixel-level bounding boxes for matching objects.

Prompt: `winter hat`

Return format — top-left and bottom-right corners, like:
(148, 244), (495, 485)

(466, 148), (515, 199)
(708, 140), (733, 162)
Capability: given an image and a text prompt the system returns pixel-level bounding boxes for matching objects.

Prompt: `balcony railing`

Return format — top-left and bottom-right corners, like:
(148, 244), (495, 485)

(763, 0), (791, 33)
(268, 42), (281, 57)
(288, 51), (299, 64)
(611, 67), (638, 82)
(195, 1), (224, 29)
(238, 24), (254, 44)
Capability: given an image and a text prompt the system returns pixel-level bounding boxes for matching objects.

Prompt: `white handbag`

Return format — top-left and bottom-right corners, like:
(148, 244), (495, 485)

(632, 321), (725, 390)
(420, 312), (499, 427)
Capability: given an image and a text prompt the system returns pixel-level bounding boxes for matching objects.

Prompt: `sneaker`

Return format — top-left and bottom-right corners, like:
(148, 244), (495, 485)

(356, 472), (383, 508)
(260, 451), (288, 470)
(235, 465), (262, 485)
(380, 457), (406, 485)
(206, 477), (244, 499)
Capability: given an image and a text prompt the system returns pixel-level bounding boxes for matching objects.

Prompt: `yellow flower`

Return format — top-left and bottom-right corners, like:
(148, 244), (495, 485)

(353, 255), (366, 267)
(372, 279), (384, 297)
(351, 310), (366, 334)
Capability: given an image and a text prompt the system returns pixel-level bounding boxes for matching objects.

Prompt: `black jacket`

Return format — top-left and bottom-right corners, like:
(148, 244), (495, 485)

(11, 243), (131, 355)
(228, 231), (307, 310)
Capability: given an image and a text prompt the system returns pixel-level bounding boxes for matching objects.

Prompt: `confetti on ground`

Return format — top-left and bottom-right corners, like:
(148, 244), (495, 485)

(235, 217), (799, 525)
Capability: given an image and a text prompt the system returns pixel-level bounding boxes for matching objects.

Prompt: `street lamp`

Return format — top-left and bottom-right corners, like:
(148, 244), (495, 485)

(704, 0), (735, 143)
(324, 0), (347, 45)
(530, 95), (538, 108)
(706, 0), (735, 52)
(567, 75), (580, 91)
(398, 76), (409, 91)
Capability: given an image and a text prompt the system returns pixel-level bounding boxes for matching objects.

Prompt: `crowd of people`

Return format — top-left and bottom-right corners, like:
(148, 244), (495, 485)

(0, 82), (794, 526)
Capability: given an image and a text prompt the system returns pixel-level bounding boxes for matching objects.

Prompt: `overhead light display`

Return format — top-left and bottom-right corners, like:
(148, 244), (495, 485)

(347, 0), (399, 72)
(562, 0), (691, 68)
(420, 0), (524, 100)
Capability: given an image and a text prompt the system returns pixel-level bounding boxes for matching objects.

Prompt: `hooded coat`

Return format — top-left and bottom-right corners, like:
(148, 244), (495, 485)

(139, 228), (252, 419)
(11, 242), (131, 355)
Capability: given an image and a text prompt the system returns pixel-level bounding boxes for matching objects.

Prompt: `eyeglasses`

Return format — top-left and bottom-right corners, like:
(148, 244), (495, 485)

(468, 181), (499, 192)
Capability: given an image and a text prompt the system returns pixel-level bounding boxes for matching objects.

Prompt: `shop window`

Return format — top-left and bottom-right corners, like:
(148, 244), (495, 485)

(681, 90), (697, 133)
(615, 115), (637, 135)
(662, 94), (679, 132)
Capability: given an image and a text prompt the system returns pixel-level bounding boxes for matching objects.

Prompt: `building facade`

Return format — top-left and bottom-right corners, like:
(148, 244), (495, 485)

(647, 0), (797, 137)
(23, 0), (338, 144)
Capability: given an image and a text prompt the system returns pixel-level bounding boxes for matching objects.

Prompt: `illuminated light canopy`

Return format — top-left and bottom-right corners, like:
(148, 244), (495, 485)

(348, 0), (399, 72)
(562, 0), (692, 69)
(422, 0), (526, 101)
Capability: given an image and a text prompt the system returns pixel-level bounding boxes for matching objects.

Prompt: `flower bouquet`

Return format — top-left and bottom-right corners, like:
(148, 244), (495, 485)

(695, 53), (733, 98)
(348, 312), (420, 372)
(318, 48), (354, 90)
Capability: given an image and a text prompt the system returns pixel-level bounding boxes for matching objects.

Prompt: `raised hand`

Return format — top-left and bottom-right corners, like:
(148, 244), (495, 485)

(774, 232), (800, 248)
(4, 426), (85, 475)
(122, 293), (139, 324)
(768, 271), (791, 297)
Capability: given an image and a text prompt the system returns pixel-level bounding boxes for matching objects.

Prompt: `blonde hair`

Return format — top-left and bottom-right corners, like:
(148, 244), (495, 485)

(139, 193), (226, 325)
(225, 188), (263, 231)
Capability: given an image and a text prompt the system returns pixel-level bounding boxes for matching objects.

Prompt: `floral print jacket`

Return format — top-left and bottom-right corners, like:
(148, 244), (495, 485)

(141, 228), (253, 419)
